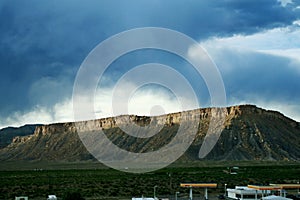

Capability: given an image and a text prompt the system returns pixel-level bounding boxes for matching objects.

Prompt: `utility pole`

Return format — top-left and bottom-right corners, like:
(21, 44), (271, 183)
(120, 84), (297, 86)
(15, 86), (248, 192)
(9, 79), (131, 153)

(175, 191), (180, 200)
(154, 185), (158, 199)
(168, 172), (172, 193)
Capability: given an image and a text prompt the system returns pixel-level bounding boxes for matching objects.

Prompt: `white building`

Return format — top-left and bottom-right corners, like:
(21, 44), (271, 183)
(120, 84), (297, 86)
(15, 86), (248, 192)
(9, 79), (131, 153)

(47, 195), (57, 200)
(15, 197), (28, 200)
(227, 184), (300, 200)
(227, 186), (269, 200)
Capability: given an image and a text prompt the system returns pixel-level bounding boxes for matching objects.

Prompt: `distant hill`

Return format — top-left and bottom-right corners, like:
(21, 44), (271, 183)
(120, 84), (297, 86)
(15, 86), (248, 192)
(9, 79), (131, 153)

(0, 124), (39, 149)
(0, 105), (299, 162)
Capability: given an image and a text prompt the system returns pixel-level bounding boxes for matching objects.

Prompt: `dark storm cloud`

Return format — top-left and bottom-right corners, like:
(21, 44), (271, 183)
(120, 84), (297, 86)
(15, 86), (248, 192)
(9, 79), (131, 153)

(214, 0), (299, 35)
(0, 0), (299, 121)
(208, 48), (300, 105)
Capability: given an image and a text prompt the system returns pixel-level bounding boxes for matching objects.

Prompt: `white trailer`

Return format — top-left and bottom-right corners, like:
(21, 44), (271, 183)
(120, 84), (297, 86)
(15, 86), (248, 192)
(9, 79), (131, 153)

(15, 197), (28, 200)
(47, 195), (57, 200)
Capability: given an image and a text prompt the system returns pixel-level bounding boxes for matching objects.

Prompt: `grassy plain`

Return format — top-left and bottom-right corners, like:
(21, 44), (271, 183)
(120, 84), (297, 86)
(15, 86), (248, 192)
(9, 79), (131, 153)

(0, 161), (299, 200)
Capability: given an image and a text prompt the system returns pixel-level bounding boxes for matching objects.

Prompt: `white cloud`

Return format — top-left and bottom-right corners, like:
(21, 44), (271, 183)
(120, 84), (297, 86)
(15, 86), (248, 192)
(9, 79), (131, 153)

(2, 82), (299, 129)
(124, 88), (182, 116)
(94, 82), (198, 119)
(277, 0), (293, 7)
(0, 83), (197, 129)
(3, 25), (300, 129)
(197, 26), (300, 122)
(293, 20), (300, 26)
(0, 99), (73, 129)
(200, 25), (300, 72)
(202, 26), (300, 51)
(5, 106), (53, 126)
(258, 48), (300, 73)
(53, 99), (74, 122)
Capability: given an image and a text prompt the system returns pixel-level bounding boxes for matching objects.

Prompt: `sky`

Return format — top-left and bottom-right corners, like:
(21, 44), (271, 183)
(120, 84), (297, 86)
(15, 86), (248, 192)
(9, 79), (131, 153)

(0, 0), (300, 128)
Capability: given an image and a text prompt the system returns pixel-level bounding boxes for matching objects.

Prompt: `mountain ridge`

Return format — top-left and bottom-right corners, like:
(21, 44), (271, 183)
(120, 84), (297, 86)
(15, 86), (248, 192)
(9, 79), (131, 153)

(0, 104), (299, 162)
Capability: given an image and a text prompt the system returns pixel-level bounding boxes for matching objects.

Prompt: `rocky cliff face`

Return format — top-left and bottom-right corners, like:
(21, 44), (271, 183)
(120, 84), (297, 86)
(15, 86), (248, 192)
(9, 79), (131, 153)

(0, 125), (38, 148)
(0, 105), (299, 162)
(196, 105), (300, 161)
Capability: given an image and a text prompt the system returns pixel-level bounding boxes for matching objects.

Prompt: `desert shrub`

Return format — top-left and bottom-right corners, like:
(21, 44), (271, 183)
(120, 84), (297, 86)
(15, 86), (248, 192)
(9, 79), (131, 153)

(63, 191), (85, 200)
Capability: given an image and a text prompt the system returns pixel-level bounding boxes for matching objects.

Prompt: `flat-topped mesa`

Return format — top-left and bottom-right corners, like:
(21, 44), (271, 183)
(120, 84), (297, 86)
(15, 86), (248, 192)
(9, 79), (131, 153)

(25, 104), (297, 136)
(75, 107), (229, 132)
(33, 106), (259, 134)
(1, 104), (299, 162)
(33, 122), (76, 137)
(75, 113), (181, 131)
(34, 106), (235, 134)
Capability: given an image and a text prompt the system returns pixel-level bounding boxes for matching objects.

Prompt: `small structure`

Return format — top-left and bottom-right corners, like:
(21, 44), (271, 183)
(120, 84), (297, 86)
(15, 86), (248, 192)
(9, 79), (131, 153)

(47, 195), (57, 200)
(262, 195), (292, 200)
(248, 185), (284, 198)
(226, 167), (239, 174)
(270, 184), (300, 192)
(15, 197), (28, 200)
(227, 186), (269, 200)
(180, 183), (217, 200)
(257, 184), (300, 198)
(227, 184), (300, 200)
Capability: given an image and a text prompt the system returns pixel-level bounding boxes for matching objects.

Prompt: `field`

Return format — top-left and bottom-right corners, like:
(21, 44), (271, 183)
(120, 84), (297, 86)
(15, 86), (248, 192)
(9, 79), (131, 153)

(0, 161), (299, 200)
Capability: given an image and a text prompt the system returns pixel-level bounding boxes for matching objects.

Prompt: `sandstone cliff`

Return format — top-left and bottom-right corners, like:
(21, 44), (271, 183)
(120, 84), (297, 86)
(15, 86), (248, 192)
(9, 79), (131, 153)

(0, 105), (299, 162)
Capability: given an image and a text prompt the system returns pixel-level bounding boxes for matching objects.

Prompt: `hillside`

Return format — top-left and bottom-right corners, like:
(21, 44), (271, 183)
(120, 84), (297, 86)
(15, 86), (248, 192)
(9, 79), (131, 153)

(0, 124), (38, 149)
(0, 105), (299, 162)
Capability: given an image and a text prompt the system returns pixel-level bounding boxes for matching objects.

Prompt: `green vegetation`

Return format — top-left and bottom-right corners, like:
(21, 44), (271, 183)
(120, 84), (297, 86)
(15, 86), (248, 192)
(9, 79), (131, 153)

(0, 161), (299, 200)
(63, 192), (85, 200)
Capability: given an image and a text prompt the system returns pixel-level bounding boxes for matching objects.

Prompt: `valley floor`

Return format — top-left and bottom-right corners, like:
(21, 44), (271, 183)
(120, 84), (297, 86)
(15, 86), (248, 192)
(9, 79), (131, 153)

(0, 161), (299, 200)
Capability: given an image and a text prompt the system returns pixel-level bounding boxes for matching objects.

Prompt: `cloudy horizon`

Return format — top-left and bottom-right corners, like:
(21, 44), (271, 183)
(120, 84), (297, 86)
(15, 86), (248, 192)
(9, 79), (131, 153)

(1, 0), (300, 128)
